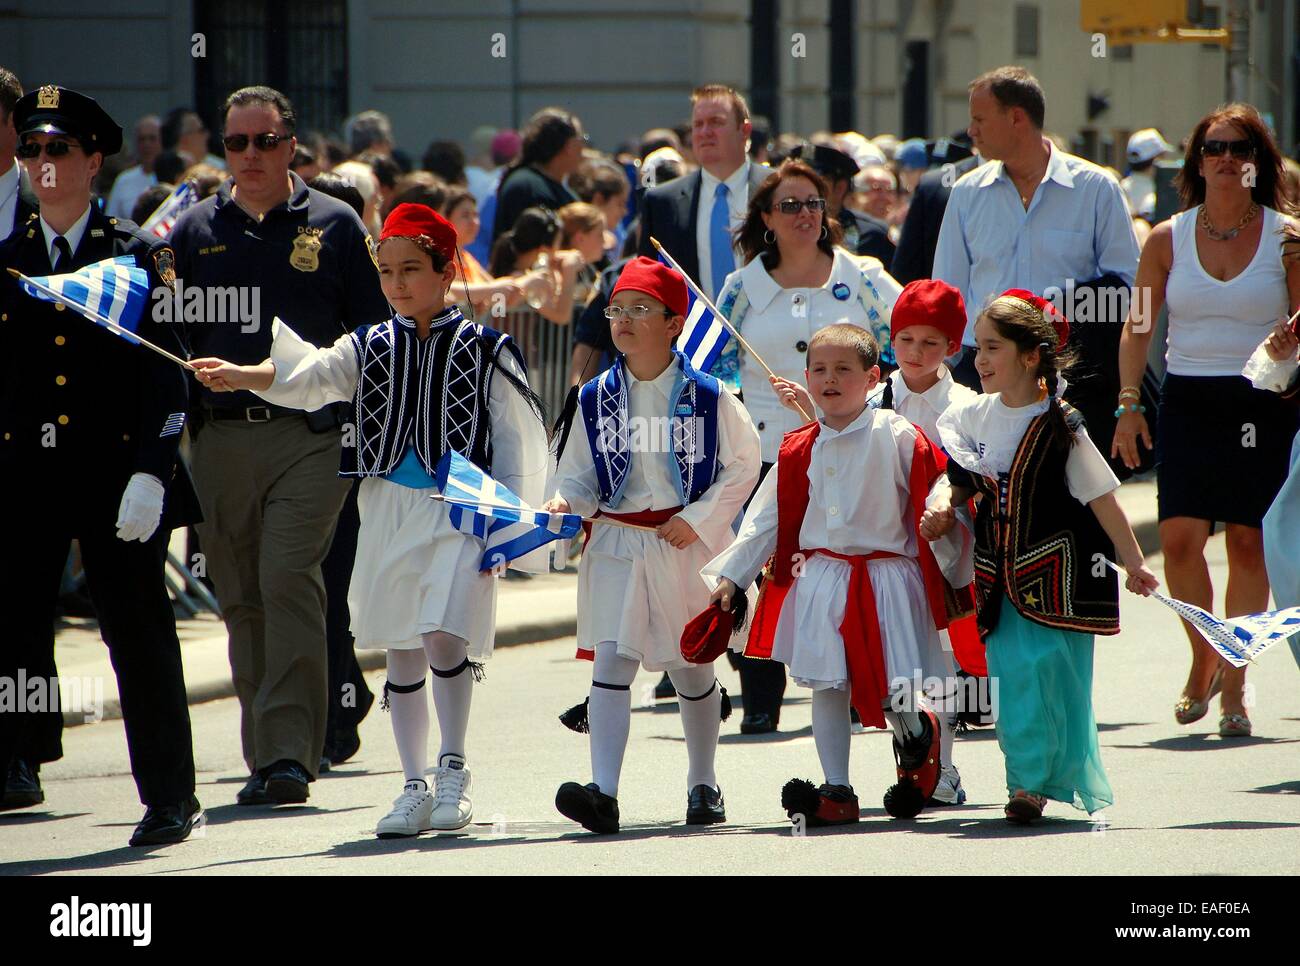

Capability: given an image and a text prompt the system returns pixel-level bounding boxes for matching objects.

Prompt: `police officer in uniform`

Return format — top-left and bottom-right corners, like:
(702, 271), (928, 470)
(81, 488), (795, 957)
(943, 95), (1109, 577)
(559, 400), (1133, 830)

(0, 86), (202, 846)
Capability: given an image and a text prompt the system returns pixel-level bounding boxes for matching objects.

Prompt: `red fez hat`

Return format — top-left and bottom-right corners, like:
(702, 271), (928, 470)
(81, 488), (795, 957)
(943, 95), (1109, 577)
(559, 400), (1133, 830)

(610, 256), (688, 318)
(995, 288), (1070, 348)
(380, 202), (458, 261)
(680, 602), (734, 664)
(890, 278), (966, 347)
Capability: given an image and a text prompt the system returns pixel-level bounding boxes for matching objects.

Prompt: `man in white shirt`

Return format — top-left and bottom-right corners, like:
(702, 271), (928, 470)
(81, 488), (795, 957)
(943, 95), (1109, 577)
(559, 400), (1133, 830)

(933, 66), (1139, 391)
(638, 85), (770, 301)
(105, 115), (161, 219)
(0, 66), (25, 241)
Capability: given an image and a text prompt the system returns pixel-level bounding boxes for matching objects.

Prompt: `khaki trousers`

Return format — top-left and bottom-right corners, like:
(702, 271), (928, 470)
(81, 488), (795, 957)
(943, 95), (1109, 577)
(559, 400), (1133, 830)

(191, 416), (350, 778)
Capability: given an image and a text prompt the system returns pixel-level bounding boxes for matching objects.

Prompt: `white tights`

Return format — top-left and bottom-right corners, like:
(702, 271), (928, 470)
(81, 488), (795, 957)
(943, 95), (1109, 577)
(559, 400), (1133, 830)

(385, 632), (474, 784)
(588, 643), (722, 797)
(811, 687), (954, 789)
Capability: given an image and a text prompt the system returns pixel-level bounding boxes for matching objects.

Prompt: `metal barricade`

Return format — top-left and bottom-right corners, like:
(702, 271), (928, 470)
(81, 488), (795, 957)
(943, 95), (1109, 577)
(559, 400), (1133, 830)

(490, 307), (574, 430)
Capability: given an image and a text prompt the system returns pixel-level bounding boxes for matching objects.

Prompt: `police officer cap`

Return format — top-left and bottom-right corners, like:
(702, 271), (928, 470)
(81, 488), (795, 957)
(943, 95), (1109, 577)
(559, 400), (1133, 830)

(800, 143), (860, 182)
(14, 85), (123, 156)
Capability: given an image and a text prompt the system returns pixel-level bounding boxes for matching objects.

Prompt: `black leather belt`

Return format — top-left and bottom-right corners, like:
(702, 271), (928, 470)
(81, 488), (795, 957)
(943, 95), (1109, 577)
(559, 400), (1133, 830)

(203, 403), (299, 423)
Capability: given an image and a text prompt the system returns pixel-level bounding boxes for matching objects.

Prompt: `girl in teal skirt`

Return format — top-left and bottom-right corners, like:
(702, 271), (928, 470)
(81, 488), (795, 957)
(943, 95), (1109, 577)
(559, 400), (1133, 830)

(925, 290), (1159, 824)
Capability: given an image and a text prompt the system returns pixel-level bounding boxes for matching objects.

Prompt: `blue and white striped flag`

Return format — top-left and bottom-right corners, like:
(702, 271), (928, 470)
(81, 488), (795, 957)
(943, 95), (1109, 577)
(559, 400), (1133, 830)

(1104, 560), (1300, 667)
(141, 180), (199, 239)
(19, 256), (150, 344)
(656, 252), (730, 373)
(434, 450), (582, 572)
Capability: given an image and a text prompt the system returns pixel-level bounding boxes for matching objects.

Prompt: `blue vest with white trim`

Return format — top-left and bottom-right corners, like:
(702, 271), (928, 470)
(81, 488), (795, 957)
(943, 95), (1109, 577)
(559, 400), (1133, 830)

(577, 350), (721, 507)
(340, 307), (523, 479)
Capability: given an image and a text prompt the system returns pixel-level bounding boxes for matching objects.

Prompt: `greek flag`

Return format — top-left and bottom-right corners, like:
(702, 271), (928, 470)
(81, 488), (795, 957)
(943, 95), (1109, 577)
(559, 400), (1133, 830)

(19, 256), (150, 343)
(656, 252), (730, 373)
(433, 450), (582, 572)
(1104, 560), (1300, 667)
(141, 180), (198, 239)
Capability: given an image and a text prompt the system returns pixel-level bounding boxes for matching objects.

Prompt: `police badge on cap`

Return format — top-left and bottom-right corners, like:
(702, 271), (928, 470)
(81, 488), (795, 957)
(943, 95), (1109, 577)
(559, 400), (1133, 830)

(14, 85), (123, 156)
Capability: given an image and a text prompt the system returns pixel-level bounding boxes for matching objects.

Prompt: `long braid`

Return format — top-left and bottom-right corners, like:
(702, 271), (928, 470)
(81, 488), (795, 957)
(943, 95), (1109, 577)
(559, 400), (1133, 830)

(1042, 358), (1074, 453)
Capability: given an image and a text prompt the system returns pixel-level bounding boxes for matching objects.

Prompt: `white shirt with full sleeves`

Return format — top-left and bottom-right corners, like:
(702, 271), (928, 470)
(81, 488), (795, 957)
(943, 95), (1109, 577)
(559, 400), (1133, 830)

(256, 316), (551, 655)
(553, 356), (760, 669)
(702, 407), (954, 693)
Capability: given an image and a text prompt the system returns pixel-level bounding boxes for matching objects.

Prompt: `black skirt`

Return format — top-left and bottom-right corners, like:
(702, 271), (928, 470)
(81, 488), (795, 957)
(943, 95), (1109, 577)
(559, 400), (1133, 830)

(1156, 373), (1300, 527)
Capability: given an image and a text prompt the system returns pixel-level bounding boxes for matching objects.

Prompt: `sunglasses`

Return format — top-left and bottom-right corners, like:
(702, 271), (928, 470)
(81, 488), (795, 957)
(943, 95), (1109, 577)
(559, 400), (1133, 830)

(603, 304), (667, 321)
(773, 197), (827, 214)
(1202, 138), (1253, 160)
(17, 139), (77, 159)
(221, 132), (290, 153)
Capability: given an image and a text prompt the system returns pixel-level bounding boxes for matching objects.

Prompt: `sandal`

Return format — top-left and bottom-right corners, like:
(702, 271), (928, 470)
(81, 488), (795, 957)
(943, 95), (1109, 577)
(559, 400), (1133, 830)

(1218, 713), (1252, 738)
(1174, 667), (1223, 725)
(1004, 790), (1047, 825)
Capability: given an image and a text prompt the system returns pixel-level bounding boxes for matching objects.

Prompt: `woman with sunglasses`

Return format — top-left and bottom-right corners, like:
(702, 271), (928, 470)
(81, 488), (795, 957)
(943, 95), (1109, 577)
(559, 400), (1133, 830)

(1113, 103), (1300, 739)
(709, 158), (903, 734)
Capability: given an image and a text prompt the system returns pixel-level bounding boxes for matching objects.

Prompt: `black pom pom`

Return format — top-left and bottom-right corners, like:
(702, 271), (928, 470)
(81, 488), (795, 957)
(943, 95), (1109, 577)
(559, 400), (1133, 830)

(780, 777), (821, 820)
(559, 698), (590, 733)
(730, 589), (749, 634)
(719, 685), (732, 722)
(883, 781), (926, 819)
(468, 661), (486, 684)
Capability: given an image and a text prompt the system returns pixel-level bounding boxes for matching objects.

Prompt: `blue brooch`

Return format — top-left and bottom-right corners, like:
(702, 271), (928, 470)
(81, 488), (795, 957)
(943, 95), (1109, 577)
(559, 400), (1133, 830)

(832, 282), (851, 301)
(675, 403), (694, 416)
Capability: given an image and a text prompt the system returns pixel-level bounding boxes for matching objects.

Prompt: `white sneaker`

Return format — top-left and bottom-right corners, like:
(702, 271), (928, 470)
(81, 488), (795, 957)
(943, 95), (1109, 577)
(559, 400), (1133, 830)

(429, 754), (473, 830)
(375, 780), (434, 838)
(930, 765), (967, 806)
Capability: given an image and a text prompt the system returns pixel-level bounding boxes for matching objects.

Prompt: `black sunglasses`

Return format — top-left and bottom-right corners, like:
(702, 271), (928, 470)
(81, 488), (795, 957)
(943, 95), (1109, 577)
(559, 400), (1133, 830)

(773, 197), (827, 214)
(17, 139), (76, 159)
(1202, 138), (1253, 160)
(221, 132), (290, 153)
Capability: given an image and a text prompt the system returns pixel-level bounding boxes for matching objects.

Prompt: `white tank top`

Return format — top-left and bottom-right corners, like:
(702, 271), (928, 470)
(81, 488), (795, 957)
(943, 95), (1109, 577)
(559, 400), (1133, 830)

(1164, 205), (1289, 377)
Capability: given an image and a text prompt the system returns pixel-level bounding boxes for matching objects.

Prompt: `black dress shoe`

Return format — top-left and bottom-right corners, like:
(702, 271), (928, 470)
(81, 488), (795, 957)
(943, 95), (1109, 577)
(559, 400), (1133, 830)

(318, 755), (332, 774)
(130, 796), (202, 847)
(685, 784), (726, 825)
(654, 673), (677, 700)
(236, 771), (271, 806)
(555, 781), (619, 834)
(1, 759), (44, 811)
(740, 712), (778, 734)
(264, 759), (310, 804)
(328, 727), (361, 766)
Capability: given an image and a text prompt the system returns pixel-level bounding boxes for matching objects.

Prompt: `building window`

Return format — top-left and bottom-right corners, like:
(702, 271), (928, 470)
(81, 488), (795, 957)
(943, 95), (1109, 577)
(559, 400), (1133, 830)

(1014, 4), (1039, 58)
(194, 0), (348, 137)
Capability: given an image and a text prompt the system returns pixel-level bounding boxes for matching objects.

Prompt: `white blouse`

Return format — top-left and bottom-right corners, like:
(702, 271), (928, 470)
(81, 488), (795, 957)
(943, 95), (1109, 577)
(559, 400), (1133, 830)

(873, 365), (978, 445)
(936, 392), (1119, 505)
(552, 356), (761, 557)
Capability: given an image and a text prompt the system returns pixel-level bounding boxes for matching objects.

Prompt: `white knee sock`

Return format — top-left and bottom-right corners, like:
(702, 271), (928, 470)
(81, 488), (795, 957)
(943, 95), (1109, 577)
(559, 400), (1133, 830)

(811, 688), (852, 787)
(668, 664), (721, 791)
(589, 643), (639, 797)
(385, 648), (429, 785)
(424, 632), (473, 764)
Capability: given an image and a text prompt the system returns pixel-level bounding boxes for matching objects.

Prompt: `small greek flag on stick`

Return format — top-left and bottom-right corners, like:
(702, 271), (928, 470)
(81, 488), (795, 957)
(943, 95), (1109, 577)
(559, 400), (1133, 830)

(656, 252), (730, 374)
(141, 180), (199, 239)
(433, 450), (582, 572)
(1104, 559), (1300, 667)
(18, 255), (149, 341)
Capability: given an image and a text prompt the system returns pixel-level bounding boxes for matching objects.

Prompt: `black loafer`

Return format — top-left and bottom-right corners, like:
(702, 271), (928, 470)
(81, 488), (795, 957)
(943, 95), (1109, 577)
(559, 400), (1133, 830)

(327, 727), (361, 766)
(130, 796), (202, 847)
(236, 771), (271, 806)
(264, 760), (310, 804)
(555, 781), (620, 834)
(740, 712), (778, 734)
(1, 759), (44, 811)
(685, 784), (726, 825)
(318, 755), (331, 774)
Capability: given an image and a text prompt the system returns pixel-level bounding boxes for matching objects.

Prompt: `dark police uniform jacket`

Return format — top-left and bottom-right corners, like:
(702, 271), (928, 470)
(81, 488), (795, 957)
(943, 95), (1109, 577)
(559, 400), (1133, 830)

(0, 205), (201, 530)
(170, 172), (390, 414)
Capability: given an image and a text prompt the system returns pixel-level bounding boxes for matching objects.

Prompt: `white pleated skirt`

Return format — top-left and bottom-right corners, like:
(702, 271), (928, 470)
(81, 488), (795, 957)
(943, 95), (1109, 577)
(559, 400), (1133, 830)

(576, 521), (724, 672)
(349, 478), (498, 657)
(768, 554), (954, 695)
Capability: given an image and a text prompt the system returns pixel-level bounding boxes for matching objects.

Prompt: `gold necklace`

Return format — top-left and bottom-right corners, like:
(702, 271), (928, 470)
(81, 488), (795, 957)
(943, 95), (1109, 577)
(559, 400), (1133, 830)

(1199, 202), (1259, 241)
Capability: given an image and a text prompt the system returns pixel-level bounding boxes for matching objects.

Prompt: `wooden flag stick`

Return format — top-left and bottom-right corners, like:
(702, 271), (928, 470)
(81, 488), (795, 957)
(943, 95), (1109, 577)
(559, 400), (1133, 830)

(429, 493), (658, 533)
(8, 267), (196, 372)
(649, 235), (813, 422)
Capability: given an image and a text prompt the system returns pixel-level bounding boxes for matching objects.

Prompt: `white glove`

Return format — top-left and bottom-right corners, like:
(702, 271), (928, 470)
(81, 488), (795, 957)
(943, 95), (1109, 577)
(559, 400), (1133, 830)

(116, 473), (166, 543)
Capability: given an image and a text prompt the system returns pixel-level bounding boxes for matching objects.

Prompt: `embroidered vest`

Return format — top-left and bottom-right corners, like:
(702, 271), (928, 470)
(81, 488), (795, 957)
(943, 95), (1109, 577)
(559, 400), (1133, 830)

(951, 404), (1120, 638)
(340, 308), (523, 479)
(577, 350), (721, 507)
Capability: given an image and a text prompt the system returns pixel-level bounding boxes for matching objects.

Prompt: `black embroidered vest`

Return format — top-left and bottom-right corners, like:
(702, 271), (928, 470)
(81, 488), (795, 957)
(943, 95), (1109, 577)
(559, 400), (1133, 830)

(339, 309), (523, 479)
(951, 404), (1119, 638)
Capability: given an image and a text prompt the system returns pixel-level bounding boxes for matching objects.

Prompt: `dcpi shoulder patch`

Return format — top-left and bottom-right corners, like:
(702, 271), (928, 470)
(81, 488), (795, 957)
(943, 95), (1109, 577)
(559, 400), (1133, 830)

(153, 247), (177, 291)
